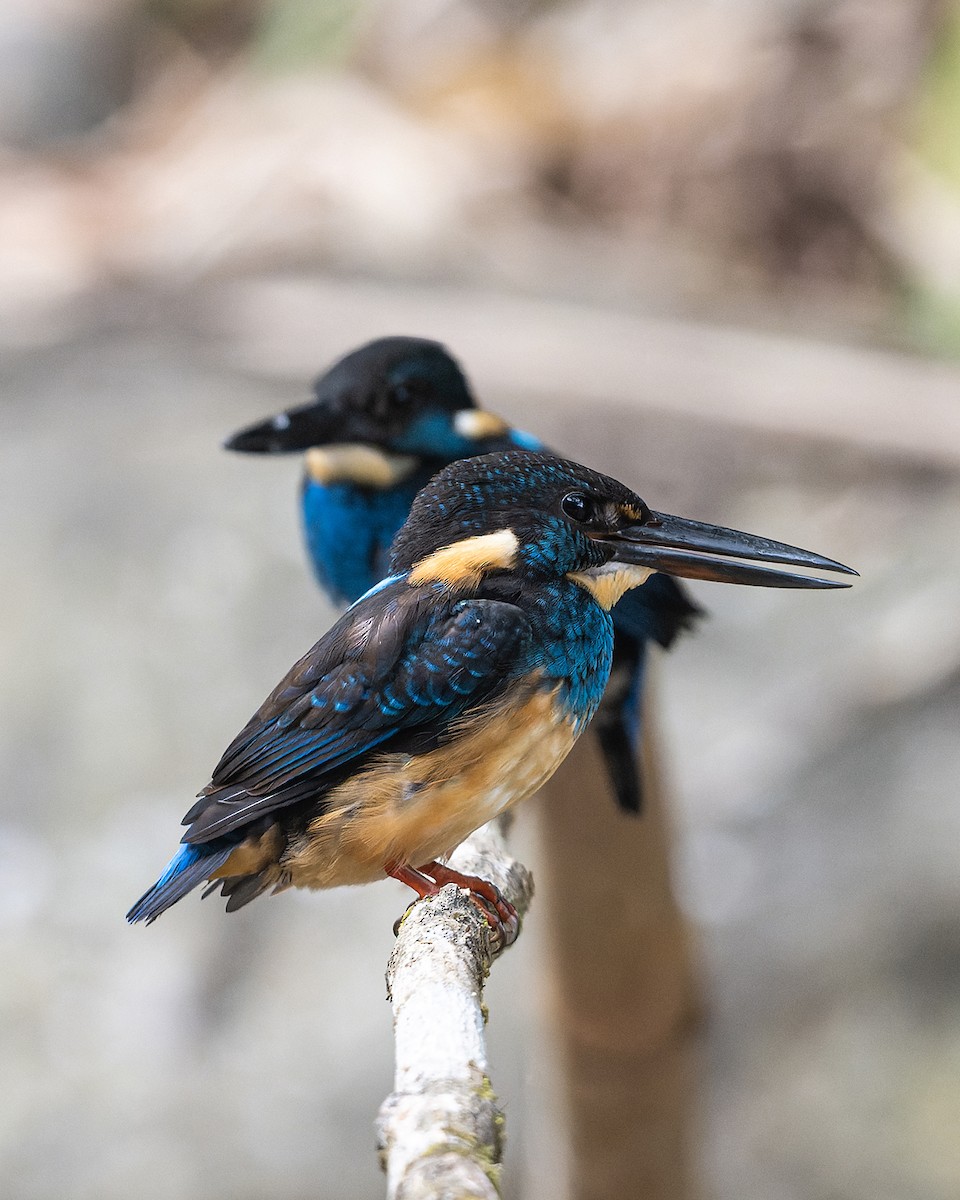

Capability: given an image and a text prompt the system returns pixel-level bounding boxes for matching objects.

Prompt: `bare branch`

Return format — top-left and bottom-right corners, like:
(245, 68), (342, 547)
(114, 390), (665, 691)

(377, 821), (534, 1200)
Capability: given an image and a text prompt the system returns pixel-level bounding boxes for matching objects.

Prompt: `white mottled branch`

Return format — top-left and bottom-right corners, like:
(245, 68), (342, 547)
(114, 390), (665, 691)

(376, 820), (534, 1200)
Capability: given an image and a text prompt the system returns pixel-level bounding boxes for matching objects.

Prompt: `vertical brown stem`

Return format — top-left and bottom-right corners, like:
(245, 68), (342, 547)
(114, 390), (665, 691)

(535, 686), (700, 1200)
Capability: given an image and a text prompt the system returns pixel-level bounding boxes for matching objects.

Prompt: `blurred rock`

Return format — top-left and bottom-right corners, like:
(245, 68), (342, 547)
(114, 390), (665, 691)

(362, 0), (942, 294)
(0, 0), (144, 147)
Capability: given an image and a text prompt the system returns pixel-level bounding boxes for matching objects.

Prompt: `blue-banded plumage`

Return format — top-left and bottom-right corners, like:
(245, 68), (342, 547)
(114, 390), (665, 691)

(225, 336), (700, 813)
(128, 450), (855, 929)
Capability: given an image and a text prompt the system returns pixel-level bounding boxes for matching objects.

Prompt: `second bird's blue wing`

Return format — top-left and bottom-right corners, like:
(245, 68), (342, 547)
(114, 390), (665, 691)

(594, 572), (704, 812)
(301, 473), (430, 606)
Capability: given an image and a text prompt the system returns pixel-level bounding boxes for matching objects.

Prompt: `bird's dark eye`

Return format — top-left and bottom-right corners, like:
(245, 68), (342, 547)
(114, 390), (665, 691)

(391, 382), (416, 405)
(561, 491), (591, 522)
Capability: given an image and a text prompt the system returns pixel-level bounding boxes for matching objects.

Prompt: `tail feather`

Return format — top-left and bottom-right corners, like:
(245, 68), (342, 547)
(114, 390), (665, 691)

(126, 843), (233, 924)
(199, 871), (274, 913)
(221, 872), (274, 912)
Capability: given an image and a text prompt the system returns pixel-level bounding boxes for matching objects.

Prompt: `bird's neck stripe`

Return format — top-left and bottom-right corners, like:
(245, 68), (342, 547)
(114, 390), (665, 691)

(409, 529), (519, 589)
(305, 445), (419, 489)
(567, 562), (654, 610)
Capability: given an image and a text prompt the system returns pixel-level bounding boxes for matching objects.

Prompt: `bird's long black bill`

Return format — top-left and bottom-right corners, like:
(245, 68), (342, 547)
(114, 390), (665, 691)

(605, 511), (857, 589)
(224, 402), (336, 454)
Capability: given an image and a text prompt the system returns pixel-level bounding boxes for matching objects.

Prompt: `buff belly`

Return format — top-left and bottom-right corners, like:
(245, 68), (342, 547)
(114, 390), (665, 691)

(280, 689), (579, 889)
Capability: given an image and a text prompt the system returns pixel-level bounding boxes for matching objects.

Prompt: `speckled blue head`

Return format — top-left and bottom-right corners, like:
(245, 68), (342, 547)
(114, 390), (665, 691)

(389, 450), (651, 579)
(389, 450), (858, 592)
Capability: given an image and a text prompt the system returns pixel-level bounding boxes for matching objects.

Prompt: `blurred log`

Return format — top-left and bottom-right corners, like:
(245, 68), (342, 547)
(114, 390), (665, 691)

(535, 693), (699, 1200)
(217, 275), (960, 470)
(377, 820), (534, 1200)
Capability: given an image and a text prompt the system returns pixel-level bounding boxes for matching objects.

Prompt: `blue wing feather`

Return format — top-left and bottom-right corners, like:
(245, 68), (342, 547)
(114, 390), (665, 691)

(126, 842), (234, 924)
(181, 583), (533, 844)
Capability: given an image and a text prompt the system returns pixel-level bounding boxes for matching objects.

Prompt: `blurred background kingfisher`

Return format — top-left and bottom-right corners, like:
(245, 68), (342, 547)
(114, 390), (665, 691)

(225, 336), (701, 814)
(128, 450), (855, 933)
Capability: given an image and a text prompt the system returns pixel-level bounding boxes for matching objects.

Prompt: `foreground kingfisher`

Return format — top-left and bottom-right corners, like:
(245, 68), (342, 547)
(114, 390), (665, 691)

(128, 451), (855, 934)
(224, 337), (700, 813)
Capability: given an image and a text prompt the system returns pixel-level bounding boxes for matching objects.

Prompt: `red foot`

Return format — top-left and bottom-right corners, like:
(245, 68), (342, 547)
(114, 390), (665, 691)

(385, 860), (519, 948)
(386, 863), (441, 900)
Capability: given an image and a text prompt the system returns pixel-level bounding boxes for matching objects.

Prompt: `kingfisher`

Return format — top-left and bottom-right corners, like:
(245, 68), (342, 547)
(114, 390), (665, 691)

(127, 451), (855, 937)
(224, 336), (700, 814)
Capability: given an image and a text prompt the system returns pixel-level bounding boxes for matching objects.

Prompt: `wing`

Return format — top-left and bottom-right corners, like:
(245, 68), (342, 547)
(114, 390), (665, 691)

(612, 572), (702, 649)
(592, 575), (702, 813)
(181, 585), (533, 844)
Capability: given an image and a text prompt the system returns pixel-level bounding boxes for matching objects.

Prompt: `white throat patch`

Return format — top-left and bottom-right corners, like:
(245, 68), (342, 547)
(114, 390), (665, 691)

(305, 445), (418, 489)
(567, 562), (654, 610)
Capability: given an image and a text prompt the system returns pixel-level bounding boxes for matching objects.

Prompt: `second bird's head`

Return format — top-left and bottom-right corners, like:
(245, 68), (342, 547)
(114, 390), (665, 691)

(389, 451), (856, 603)
(224, 337), (512, 472)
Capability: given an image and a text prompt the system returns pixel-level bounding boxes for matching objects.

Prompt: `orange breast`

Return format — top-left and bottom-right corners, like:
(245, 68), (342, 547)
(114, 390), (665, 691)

(282, 686), (578, 889)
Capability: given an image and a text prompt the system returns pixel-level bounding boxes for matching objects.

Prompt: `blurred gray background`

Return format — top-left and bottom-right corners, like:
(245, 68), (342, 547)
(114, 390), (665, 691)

(2, 1), (960, 1197)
